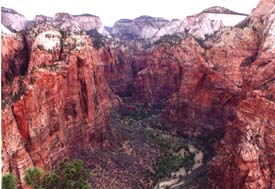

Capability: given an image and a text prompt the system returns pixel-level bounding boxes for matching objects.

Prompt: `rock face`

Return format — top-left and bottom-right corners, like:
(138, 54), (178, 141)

(26, 11), (110, 37)
(111, 1), (274, 188)
(1, 24), (29, 107)
(111, 16), (169, 40)
(99, 47), (135, 96)
(131, 24), (260, 135)
(1, 25), (28, 85)
(209, 1), (275, 188)
(111, 7), (247, 44)
(172, 26), (259, 133)
(53, 13), (110, 36)
(1, 7), (27, 32)
(99, 45), (150, 97)
(179, 8), (247, 40)
(1, 13), (119, 186)
(2, 1), (275, 189)
(209, 96), (275, 189)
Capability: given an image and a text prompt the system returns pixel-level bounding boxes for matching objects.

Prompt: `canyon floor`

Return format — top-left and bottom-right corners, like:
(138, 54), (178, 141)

(80, 98), (217, 189)
(2, 0), (275, 188)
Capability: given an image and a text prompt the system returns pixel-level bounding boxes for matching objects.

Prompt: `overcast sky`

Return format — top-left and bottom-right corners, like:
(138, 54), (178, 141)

(2, 0), (259, 26)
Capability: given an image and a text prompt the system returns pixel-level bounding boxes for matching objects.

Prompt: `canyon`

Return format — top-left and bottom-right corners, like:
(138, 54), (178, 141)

(1, 0), (275, 188)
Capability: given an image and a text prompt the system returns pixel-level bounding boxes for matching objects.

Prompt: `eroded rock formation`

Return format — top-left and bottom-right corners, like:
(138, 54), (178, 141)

(1, 7), (27, 32)
(209, 1), (275, 188)
(2, 0), (275, 188)
(1, 15), (119, 186)
(111, 6), (247, 44)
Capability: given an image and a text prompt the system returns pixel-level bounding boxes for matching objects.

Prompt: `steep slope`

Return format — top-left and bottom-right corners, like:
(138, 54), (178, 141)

(155, 6), (248, 41)
(1, 14), (119, 186)
(1, 24), (29, 105)
(1, 7), (27, 32)
(2, 1), (275, 189)
(99, 46), (149, 97)
(107, 1), (275, 188)
(209, 1), (275, 188)
(163, 26), (260, 136)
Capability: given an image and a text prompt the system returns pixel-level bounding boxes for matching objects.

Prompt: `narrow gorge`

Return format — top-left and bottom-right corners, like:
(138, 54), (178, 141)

(1, 0), (275, 188)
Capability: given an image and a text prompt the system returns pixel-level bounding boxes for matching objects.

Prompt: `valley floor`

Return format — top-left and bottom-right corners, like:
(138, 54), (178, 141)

(80, 98), (213, 189)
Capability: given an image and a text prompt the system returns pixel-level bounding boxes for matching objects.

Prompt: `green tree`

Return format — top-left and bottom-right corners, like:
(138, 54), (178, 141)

(54, 159), (91, 189)
(2, 173), (17, 189)
(42, 173), (60, 189)
(24, 159), (91, 189)
(23, 167), (45, 189)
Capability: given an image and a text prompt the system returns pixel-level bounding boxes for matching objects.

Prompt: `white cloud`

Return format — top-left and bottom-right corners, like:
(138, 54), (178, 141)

(1, 0), (259, 26)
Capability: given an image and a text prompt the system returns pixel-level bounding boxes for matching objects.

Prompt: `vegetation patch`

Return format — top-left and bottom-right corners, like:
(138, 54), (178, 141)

(153, 151), (195, 181)
(154, 155), (184, 180)
(2, 173), (17, 189)
(153, 33), (185, 46)
(86, 29), (107, 50)
(11, 77), (26, 103)
(24, 158), (91, 189)
(110, 98), (206, 187)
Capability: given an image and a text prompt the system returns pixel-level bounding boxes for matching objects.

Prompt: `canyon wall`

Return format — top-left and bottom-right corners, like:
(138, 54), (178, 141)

(209, 0), (275, 188)
(2, 1), (275, 188)
(1, 14), (119, 185)
(107, 0), (275, 188)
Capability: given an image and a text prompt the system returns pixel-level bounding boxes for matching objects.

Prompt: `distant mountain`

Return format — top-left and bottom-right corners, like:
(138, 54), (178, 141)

(110, 6), (248, 42)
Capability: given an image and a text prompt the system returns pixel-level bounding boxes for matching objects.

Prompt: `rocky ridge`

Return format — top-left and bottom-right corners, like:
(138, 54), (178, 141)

(111, 6), (248, 44)
(209, 1), (275, 188)
(1, 7), (110, 37)
(2, 1), (275, 189)
(1, 7), (27, 32)
(1, 11), (119, 187)
(104, 1), (275, 188)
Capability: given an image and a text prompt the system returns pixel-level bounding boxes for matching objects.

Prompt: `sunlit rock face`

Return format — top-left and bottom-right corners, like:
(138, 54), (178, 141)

(180, 11), (247, 40)
(111, 16), (169, 40)
(53, 12), (109, 35)
(108, 2), (275, 188)
(155, 6), (248, 41)
(130, 24), (259, 136)
(111, 6), (247, 43)
(2, 1), (275, 188)
(28, 12), (110, 37)
(1, 7), (28, 32)
(1, 8), (119, 186)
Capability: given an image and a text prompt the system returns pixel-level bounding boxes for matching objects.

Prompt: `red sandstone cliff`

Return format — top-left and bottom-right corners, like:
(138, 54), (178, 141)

(2, 0), (275, 188)
(118, 0), (274, 188)
(209, 0), (275, 188)
(130, 25), (259, 136)
(1, 18), (119, 185)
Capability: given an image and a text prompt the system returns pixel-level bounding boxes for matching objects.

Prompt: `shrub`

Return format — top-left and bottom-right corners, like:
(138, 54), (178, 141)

(153, 33), (185, 46)
(54, 158), (91, 189)
(153, 149), (196, 180)
(147, 132), (171, 152)
(154, 155), (184, 180)
(42, 173), (59, 189)
(182, 152), (195, 173)
(24, 167), (45, 189)
(24, 159), (91, 189)
(2, 173), (17, 189)
(86, 29), (106, 50)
